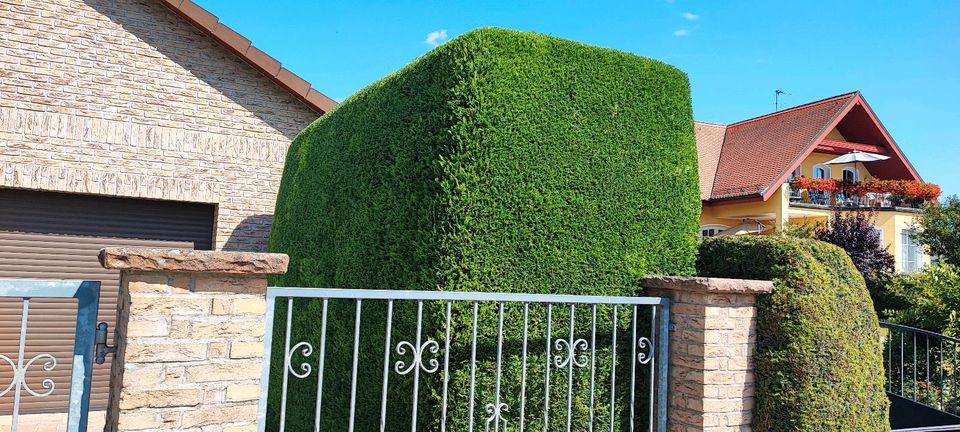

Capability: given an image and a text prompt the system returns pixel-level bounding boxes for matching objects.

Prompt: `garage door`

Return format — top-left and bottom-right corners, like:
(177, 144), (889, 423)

(0, 189), (215, 415)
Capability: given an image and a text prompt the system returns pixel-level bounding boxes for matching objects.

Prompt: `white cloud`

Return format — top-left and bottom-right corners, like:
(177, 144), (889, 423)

(682, 12), (700, 21)
(425, 29), (449, 47)
(673, 29), (690, 37)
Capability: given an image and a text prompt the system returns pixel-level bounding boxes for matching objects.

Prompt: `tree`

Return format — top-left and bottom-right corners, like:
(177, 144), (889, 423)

(815, 209), (895, 287)
(913, 195), (960, 265)
(884, 263), (960, 336)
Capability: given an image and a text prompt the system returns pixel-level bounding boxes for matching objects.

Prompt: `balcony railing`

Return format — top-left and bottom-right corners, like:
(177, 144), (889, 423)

(788, 188), (924, 210)
(788, 177), (940, 210)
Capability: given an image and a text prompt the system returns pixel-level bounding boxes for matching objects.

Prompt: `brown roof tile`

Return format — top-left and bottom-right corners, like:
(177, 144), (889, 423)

(693, 121), (727, 200)
(158, 0), (335, 114)
(211, 23), (251, 54)
(245, 46), (282, 76)
(306, 88), (338, 114)
(700, 92), (857, 201)
(276, 68), (310, 96)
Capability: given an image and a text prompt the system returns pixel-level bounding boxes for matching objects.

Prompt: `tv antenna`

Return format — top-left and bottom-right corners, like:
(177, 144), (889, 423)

(775, 89), (790, 111)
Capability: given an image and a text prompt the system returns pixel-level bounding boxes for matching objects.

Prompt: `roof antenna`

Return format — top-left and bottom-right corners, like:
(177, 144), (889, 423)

(775, 89), (790, 111)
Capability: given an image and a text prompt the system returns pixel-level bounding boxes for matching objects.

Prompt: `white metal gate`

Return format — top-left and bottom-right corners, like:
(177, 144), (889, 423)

(259, 288), (670, 432)
(0, 279), (100, 432)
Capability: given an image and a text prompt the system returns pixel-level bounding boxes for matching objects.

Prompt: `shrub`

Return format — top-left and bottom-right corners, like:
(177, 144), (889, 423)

(814, 209), (895, 289)
(883, 263), (960, 336)
(268, 28), (701, 431)
(697, 236), (889, 431)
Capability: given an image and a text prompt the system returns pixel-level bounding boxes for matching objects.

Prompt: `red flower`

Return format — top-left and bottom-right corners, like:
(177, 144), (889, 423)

(790, 177), (941, 202)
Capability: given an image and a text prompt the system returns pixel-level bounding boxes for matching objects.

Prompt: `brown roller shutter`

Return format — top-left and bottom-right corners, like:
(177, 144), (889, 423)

(0, 189), (215, 415)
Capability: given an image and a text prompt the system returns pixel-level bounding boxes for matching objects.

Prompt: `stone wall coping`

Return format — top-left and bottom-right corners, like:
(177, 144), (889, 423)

(99, 247), (288, 275)
(642, 275), (773, 294)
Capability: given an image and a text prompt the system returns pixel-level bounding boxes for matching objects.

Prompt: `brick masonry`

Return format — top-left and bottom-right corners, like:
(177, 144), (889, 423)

(100, 247), (288, 432)
(0, 0), (322, 251)
(643, 276), (773, 432)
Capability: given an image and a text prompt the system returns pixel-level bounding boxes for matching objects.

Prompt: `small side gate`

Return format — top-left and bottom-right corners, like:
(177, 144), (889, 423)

(259, 288), (670, 432)
(0, 279), (101, 432)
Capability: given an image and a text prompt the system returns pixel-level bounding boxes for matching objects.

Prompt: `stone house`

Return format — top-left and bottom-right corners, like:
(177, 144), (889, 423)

(0, 0), (333, 415)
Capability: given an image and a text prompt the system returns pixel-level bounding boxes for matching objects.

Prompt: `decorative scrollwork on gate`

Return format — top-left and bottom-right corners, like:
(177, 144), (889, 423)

(286, 342), (314, 379)
(553, 338), (589, 368)
(637, 337), (653, 364)
(394, 339), (440, 375)
(0, 353), (57, 398)
(484, 402), (509, 432)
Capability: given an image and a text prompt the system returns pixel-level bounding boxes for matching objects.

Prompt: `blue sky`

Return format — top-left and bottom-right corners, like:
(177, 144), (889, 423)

(197, 0), (960, 197)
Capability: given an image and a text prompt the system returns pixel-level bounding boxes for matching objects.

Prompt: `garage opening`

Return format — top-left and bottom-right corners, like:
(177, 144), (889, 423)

(0, 188), (215, 416)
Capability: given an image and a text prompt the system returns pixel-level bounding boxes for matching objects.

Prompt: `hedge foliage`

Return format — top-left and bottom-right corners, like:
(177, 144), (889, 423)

(697, 236), (889, 431)
(268, 27), (701, 431)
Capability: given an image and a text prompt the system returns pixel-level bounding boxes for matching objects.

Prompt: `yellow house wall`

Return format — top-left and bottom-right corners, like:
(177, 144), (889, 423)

(784, 208), (929, 271)
(700, 186), (789, 234)
(825, 127), (846, 141)
(874, 211), (932, 271)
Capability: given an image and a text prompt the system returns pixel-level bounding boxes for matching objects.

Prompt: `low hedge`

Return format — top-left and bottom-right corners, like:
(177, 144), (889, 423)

(268, 28), (700, 431)
(697, 236), (889, 431)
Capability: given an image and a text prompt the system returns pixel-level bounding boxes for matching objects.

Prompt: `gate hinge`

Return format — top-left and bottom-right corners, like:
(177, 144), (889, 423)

(95, 322), (117, 365)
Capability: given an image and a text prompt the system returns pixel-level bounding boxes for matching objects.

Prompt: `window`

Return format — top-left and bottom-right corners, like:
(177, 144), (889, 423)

(787, 167), (803, 200)
(813, 164), (831, 179)
(788, 167), (802, 182)
(842, 167), (859, 182)
(872, 225), (885, 246)
(901, 229), (922, 273)
(699, 224), (729, 239)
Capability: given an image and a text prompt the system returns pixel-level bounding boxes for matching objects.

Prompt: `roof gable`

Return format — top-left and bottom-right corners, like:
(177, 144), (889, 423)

(158, 0), (336, 114)
(696, 91), (923, 203)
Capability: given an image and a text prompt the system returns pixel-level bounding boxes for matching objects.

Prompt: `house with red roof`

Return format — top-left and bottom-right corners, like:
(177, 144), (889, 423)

(696, 91), (935, 272)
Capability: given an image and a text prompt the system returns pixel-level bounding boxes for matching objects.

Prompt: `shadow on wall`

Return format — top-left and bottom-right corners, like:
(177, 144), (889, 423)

(83, 0), (317, 140)
(222, 214), (274, 252)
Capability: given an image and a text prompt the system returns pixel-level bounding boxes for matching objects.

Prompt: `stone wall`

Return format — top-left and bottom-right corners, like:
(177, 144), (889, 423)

(99, 248), (288, 432)
(643, 276), (772, 432)
(0, 0), (321, 251)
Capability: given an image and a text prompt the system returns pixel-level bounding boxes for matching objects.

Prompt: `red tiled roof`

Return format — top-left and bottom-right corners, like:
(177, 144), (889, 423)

(158, 0), (337, 114)
(702, 92), (858, 201)
(693, 121), (727, 200)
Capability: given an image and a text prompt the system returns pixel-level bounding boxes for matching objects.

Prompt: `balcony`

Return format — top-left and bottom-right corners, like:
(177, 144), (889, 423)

(788, 177), (940, 212)
(789, 189), (923, 211)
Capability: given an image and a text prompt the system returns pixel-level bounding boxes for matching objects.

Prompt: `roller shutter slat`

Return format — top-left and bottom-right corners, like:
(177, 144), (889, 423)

(0, 189), (214, 415)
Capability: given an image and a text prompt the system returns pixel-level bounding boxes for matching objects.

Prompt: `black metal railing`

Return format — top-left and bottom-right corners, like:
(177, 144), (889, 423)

(882, 321), (960, 416)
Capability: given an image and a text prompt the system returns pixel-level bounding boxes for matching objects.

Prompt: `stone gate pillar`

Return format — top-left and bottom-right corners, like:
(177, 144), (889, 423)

(99, 248), (287, 432)
(642, 276), (773, 432)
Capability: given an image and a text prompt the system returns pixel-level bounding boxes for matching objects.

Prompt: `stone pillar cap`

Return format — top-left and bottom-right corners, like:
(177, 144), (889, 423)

(642, 275), (773, 294)
(99, 248), (288, 275)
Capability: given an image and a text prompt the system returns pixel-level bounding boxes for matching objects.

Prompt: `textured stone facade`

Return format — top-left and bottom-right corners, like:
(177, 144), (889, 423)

(643, 276), (773, 432)
(0, 0), (321, 251)
(100, 247), (287, 432)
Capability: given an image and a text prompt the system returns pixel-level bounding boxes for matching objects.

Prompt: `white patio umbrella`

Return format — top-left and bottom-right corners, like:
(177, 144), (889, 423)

(824, 150), (890, 182)
(824, 150), (890, 165)
(718, 219), (767, 236)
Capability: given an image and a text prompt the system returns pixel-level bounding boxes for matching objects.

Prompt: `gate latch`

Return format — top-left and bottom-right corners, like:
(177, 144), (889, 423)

(95, 322), (117, 365)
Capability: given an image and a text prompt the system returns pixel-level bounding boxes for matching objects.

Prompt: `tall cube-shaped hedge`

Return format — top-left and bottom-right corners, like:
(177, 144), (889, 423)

(268, 28), (700, 431)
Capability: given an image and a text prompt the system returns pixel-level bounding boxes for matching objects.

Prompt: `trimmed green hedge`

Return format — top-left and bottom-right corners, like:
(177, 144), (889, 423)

(268, 27), (700, 431)
(697, 236), (889, 431)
